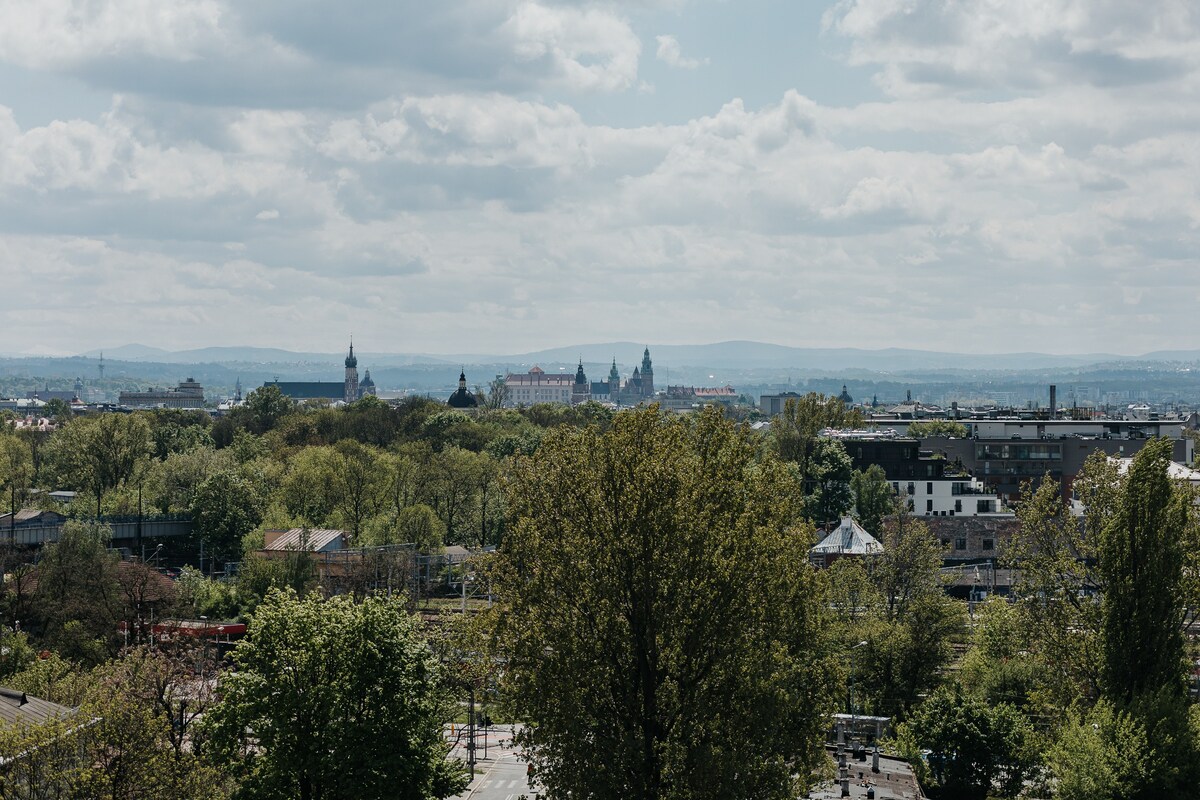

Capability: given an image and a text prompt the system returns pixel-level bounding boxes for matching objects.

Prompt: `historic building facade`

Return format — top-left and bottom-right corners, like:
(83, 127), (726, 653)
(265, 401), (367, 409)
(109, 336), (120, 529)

(264, 342), (377, 403)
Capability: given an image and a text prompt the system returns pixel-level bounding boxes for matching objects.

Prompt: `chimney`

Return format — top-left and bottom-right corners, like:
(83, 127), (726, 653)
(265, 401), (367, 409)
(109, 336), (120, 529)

(1050, 385), (1057, 420)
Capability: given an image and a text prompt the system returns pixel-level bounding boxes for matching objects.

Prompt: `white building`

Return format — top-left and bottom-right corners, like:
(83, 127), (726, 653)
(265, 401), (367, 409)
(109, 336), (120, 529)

(892, 475), (1004, 517)
(504, 366), (575, 406)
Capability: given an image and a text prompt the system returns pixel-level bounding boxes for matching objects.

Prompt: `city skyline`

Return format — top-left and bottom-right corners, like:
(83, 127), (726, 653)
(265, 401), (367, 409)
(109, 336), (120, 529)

(2, 2), (1198, 356)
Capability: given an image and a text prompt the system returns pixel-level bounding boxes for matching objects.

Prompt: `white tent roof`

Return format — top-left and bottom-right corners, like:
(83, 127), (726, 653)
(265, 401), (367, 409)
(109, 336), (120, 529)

(810, 516), (884, 556)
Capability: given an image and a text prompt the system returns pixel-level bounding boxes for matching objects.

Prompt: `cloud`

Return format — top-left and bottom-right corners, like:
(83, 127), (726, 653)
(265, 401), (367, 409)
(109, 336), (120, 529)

(823, 0), (1200, 97)
(655, 34), (706, 69)
(0, 0), (645, 105)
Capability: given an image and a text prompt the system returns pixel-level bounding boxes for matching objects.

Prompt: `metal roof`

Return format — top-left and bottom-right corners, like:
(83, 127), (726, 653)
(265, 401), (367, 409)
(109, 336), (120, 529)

(0, 687), (76, 727)
(263, 528), (347, 551)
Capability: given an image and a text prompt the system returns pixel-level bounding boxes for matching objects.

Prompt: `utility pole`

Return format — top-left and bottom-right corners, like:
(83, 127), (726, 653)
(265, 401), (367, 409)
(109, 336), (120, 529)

(467, 686), (476, 777)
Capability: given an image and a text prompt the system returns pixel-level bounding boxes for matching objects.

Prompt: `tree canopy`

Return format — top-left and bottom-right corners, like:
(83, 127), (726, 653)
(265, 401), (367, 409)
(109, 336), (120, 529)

(492, 406), (840, 800)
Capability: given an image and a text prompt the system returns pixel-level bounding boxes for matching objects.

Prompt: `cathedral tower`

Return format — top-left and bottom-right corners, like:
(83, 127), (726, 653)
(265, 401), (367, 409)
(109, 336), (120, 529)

(344, 340), (359, 403)
(640, 347), (654, 397)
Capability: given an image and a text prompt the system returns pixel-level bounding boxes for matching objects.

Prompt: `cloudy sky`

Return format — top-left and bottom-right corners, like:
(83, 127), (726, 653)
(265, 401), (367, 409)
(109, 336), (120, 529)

(1, 0), (1197, 356)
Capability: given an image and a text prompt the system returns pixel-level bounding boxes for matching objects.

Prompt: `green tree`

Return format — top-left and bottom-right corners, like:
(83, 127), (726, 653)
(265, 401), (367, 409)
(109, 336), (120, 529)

(203, 590), (466, 800)
(191, 471), (263, 566)
(239, 384), (295, 435)
(1047, 700), (1153, 800)
(32, 519), (122, 661)
(804, 437), (854, 524)
(43, 413), (153, 514)
(1007, 470), (1105, 710)
(493, 406), (840, 800)
(1100, 437), (1188, 702)
(905, 419), (969, 439)
(851, 464), (895, 536)
(896, 684), (1037, 800)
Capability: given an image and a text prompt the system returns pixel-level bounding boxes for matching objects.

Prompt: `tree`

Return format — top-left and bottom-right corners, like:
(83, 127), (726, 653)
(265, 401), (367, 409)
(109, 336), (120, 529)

(906, 420), (969, 439)
(803, 437), (854, 524)
(1047, 700), (1153, 800)
(1007, 470), (1105, 710)
(239, 384), (295, 435)
(769, 392), (864, 465)
(851, 464), (894, 536)
(191, 470), (263, 566)
(896, 684), (1037, 800)
(493, 406), (840, 800)
(32, 519), (122, 661)
(203, 590), (466, 800)
(1100, 437), (1189, 703)
(43, 413), (152, 515)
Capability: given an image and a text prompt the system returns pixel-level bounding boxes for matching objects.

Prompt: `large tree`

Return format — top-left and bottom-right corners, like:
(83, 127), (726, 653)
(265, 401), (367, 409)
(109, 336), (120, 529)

(1099, 437), (1189, 703)
(493, 406), (840, 800)
(204, 590), (466, 800)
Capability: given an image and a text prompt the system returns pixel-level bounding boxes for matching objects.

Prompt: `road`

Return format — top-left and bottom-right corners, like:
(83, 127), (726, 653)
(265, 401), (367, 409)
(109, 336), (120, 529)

(449, 724), (536, 800)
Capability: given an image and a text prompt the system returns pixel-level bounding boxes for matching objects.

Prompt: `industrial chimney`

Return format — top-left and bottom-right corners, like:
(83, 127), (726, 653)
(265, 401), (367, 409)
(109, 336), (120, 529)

(1049, 385), (1057, 420)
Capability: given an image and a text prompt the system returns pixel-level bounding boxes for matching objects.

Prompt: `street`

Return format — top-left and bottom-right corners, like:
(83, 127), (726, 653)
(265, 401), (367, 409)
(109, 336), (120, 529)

(449, 724), (535, 800)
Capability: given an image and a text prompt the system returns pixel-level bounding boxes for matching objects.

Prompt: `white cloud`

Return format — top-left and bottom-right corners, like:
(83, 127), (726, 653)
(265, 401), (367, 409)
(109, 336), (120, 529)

(503, 2), (642, 92)
(256, 209), (280, 220)
(655, 34), (706, 69)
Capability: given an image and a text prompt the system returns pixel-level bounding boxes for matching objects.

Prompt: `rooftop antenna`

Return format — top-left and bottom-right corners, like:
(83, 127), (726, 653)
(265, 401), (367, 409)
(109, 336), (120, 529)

(98, 352), (105, 382)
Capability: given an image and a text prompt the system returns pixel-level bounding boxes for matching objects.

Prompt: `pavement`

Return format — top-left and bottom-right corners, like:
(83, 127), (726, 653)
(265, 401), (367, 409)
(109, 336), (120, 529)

(448, 724), (536, 800)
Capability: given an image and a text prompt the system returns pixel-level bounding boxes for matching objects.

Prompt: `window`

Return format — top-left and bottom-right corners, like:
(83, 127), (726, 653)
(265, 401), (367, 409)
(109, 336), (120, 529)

(892, 482), (900, 494)
(955, 499), (962, 513)
(926, 482), (933, 494)
(982, 539), (994, 551)
(955, 537), (967, 550)
(926, 499), (934, 512)
(907, 482), (915, 495)
(941, 538), (950, 548)
(977, 499), (993, 513)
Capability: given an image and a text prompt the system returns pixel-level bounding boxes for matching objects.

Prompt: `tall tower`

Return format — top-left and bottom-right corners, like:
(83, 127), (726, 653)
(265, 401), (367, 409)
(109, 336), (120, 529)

(234, 377), (243, 402)
(640, 347), (654, 397)
(572, 360), (590, 405)
(608, 358), (620, 394)
(344, 340), (360, 403)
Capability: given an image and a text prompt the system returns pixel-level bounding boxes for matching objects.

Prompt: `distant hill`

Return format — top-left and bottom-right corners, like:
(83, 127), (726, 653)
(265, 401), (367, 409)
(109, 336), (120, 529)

(75, 340), (1185, 373)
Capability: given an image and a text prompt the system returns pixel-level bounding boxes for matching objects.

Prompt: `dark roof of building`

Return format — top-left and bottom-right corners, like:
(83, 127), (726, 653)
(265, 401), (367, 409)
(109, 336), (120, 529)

(590, 382), (610, 394)
(265, 381), (345, 400)
(0, 687), (77, 727)
(448, 388), (478, 408)
(360, 369), (375, 387)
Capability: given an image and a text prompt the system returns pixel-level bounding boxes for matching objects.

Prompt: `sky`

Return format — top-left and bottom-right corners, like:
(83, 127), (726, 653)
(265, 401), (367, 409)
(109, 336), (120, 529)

(1, 0), (1198, 357)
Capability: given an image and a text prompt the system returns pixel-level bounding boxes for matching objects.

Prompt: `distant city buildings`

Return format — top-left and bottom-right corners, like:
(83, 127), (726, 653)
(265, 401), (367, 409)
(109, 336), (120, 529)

(118, 377), (205, 409)
(263, 341), (377, 404)
(506, 348), (658, 407)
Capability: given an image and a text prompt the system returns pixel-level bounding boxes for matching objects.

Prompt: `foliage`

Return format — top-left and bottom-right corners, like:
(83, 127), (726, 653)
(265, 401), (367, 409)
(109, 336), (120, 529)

(803, 437), (855, 524)
(959, 597), (1042, 708)
(905, 420), (969, 439)
(191, 471), (263, 565)
(493, 406), (840, 800)
(1099, 437), (1189, 703)
(203, 589), (466, 800)
(896, 684), (1038, 800)
(850, 464), (894, 536)
(175, 566), (241, 620)
(32, 520), (122, 662)
(1047, 700), (1153, 800)
(1007, 470), (1104, 710)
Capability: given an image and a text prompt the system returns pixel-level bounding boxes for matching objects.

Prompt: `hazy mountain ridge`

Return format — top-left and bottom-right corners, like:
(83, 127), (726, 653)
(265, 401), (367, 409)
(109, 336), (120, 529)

(75, 341), (1196, 372)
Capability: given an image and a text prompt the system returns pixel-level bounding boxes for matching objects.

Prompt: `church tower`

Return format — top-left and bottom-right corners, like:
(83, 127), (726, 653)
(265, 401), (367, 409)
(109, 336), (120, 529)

(608, 358), (620, 395)
(572, 360), (590, 405)
(640, 347), (654, 397)
(344, 340), (359, 403)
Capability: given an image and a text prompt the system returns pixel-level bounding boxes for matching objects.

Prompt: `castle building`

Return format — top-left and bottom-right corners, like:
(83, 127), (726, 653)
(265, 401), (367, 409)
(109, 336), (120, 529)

(508, 348), (659, 407)
(264, 341), (376, 403)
